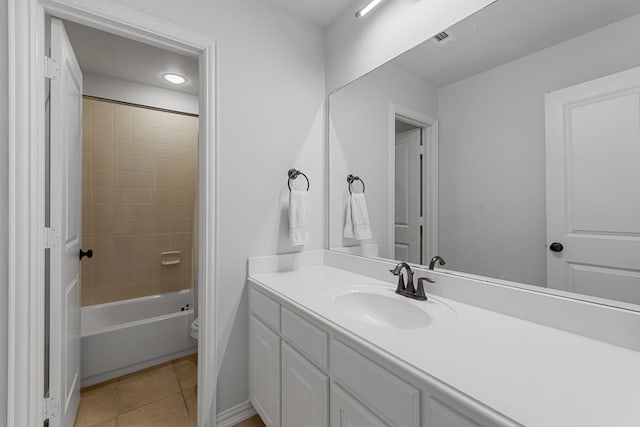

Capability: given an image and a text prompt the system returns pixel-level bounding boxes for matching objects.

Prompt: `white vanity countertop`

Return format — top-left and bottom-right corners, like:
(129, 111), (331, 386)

(249, 265), (640, 427)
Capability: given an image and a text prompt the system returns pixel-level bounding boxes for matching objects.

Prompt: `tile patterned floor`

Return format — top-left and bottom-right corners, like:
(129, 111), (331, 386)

(74, 354), (266, 427)
(74, 355), (198, 427)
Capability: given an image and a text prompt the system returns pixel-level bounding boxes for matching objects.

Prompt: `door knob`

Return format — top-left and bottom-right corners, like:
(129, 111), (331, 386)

(549, 242), (564, 253)
(79, 249), (93, 260)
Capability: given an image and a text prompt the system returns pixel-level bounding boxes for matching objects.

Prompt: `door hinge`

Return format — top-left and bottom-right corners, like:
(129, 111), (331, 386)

(418, 145), (425, 156)
(43, 396), (59, 421)
(45, 56), (60, 79)
(419, 217), (424, 226)
(44, 227), (59, 249)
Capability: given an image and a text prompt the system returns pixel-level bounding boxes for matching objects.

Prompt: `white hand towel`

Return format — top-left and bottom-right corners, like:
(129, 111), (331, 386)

(344, 193), (372, 241)
(289, 189), (310, 246)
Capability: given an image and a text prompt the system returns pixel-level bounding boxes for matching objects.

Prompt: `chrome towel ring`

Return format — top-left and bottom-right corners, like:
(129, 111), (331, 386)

(288, 168), (310, 191)
(347, 174), (365, 194)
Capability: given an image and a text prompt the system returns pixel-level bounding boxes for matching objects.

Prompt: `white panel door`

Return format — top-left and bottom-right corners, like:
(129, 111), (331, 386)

(331, 383), (389, 427)
(395, 129), (421, 263)
(250, 316), (281, 427)
(281, 343), (328, 427)
(546, 66), (640, 304)
(49, 18), (83, 427)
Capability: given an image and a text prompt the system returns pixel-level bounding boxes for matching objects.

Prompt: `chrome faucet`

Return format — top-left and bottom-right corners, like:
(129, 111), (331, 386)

(429, 255), (446, 270)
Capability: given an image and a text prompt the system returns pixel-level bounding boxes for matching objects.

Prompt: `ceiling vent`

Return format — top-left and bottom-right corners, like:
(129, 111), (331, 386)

(431, 31), (457, 47)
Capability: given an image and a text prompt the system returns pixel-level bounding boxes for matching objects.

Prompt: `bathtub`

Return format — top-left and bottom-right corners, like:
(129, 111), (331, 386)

(81, 289), (197, 387)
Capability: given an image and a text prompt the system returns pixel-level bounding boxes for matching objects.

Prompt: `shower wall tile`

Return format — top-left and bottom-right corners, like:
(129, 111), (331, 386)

(81, 98), (198, 306)
(114, 139), (134, 155)
(114, 122), (134, 140)
(114, 104), (135, 123)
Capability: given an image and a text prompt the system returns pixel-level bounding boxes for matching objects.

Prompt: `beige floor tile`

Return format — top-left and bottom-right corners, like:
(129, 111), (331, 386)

(232, 415), (267, 427)
(117, 393), (191, 427)
(174, 358), (197, 391)
(183, 385), (197, 425)
(172, 352), (197, 365)
(74, 383), (118, 427)
(118, 362), (173, 383)
(76, 356), (198, 426)
(89, 418), (116, 427)
(117, 366), (181, 413)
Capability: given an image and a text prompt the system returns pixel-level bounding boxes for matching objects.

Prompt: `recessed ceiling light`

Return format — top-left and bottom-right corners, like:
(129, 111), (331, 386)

(356, 0), (385, 18)
(162, 73), (187, 85)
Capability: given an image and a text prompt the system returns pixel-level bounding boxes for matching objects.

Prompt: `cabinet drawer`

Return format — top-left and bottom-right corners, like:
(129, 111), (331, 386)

(428, 397), (484, 427)
(250, 287), (280, 331)
(281, 308), (328, 369)
(331, 339), (420, 427)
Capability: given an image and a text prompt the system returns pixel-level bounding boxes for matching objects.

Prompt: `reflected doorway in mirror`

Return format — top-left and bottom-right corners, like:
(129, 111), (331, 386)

(390, 104), (438, 266)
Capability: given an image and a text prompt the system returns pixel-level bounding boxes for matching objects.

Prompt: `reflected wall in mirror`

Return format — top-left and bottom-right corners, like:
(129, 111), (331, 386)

(329, 0), (640, 308)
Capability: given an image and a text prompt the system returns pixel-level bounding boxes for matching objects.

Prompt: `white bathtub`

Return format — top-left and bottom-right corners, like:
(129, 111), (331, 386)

(81, 289), (197, 387)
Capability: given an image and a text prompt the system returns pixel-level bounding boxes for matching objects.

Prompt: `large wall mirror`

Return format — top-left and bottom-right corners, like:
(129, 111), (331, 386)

(329, 0), (640, 309)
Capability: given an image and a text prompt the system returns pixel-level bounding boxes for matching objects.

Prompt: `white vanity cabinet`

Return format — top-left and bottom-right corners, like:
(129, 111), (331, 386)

(331, 383), (389, 427)
(281, 342), (329, 427)
(249, 284), (517, 427)
(249, 315), (281, 427)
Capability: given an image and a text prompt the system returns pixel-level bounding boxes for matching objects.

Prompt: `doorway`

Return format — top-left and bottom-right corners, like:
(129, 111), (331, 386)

(7, 2), (216, 426)
(389, 104), (439, 266)
(394, 122), (422, 263)
(47, 17), (202, 427)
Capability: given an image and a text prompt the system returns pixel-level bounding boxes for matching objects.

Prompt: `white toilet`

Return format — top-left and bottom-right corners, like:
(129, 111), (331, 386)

(191, 317), (199, 340)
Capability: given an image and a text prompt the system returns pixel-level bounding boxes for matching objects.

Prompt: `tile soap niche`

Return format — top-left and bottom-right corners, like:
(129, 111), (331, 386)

(161, 251), (182, 266)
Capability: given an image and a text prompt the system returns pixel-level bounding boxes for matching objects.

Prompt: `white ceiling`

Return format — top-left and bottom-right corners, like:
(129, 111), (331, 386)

(62, 0), (640, 95)
(393, 0), (640, 88)
(64, 21), (199, 95)
(267, 0), (354, 27)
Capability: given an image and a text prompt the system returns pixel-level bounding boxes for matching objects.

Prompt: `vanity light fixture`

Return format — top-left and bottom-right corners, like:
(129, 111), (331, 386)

(356, 0), (385, 18)
(162, 72), (187, 85)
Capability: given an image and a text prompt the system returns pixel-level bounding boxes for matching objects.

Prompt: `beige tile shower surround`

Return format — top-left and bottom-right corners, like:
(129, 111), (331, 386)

(81, 98), (198, 306)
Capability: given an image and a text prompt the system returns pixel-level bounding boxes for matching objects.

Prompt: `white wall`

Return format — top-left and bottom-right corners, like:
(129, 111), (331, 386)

(329, 63), (437, 258)
(0, 0), (8, 423)
(83, 73), (200, 115)
(437, 13), (640, 286)
(325, 0), (496, 92)
(103, 0), (326, 414)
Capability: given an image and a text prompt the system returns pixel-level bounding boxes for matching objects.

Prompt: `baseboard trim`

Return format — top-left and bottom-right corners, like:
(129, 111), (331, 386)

(216, 400), (257, 427)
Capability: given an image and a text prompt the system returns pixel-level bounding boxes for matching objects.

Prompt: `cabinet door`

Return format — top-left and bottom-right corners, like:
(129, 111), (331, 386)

(331, 383), (389, 427)
(282, 343), (329, 427)
(250, 316), (280, 427)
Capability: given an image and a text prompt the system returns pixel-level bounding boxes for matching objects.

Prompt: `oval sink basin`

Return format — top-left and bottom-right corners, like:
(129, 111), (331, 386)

(334, 290), (431, 330)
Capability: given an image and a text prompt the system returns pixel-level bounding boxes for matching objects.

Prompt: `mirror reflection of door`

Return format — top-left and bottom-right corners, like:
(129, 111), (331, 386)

(546, 66), (640, 304)
(394, 124), (421, 263)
